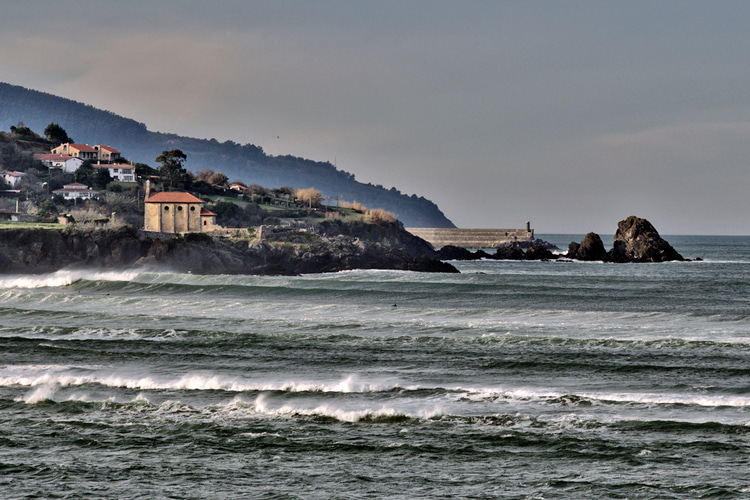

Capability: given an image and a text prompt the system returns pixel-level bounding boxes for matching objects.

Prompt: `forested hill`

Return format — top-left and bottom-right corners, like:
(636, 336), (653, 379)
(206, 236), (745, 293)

(0, 82), (454, 228)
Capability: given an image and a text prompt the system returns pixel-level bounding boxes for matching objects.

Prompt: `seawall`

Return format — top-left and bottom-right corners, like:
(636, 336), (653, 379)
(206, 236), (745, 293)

(405, 227), (534, 250)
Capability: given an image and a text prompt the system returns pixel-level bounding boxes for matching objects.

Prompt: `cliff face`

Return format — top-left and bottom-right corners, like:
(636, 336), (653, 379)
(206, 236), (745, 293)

(0, 223), (457, 275)
(0, 226), (148, 273)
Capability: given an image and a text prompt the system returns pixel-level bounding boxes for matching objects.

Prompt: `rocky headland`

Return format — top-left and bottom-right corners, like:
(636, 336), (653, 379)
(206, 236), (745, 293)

(0, 221), (458, 276)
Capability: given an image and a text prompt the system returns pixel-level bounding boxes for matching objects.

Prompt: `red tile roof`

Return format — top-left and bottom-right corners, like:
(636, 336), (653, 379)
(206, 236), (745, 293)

(34, 153), (77, 161)
(96, 145), (121, 154)
(67, 144), (98, 153)
(145, 192), (204, 204)
(200, 208), (217, 216)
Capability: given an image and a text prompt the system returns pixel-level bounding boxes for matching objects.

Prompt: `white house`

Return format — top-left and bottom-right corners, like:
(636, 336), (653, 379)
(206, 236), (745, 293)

(94, 163), (136, 182)
(53, 183), (99, 201)
(1, 171), (25, 188)
(34, 153), (84, 173)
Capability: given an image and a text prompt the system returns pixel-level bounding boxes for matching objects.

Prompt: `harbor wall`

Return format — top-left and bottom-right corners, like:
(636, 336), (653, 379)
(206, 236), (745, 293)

(405, 226), (535, 250)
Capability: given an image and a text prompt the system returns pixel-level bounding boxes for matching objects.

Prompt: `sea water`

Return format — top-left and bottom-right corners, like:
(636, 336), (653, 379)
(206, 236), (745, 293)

(1, 235), (750, 499)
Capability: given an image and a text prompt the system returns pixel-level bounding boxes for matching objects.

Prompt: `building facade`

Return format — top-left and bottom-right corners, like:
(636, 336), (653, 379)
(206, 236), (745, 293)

(51, 143), (98, 161)
(34, 154), (84, 173)
(1, 171), (25, 188)
(95, 163), (136, 182)
(53, 183), (99, 201)
(93, 145), (121, 162)
(144, 192), (207, 233)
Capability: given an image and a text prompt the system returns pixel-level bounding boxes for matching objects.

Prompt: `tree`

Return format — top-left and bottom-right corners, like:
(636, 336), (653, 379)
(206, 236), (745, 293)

(74, 161), (95, 187)
(195, 168), (215, 183)
(44, 123), (72, 145)
(155, 149), (188, 190)
(209, 172), (228, 186)
(93, 166), (113, 189)
(133, 162), (157, 178)
(10, 125), (41, 141)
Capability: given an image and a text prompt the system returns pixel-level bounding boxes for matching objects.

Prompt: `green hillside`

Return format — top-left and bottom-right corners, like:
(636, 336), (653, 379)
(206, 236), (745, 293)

(0, 82), (454, 227)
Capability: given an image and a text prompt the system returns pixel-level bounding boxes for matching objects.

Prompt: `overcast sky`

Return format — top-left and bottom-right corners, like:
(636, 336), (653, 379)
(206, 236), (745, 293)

(2, 1), (749, 234)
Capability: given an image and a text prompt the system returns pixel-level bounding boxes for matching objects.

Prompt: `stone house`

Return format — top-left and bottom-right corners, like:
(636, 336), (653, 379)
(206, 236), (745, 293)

(144, 191), (219, 233)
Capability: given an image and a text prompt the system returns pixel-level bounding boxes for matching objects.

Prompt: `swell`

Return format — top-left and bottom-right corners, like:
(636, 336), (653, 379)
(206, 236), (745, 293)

(6, 393), (750, 437)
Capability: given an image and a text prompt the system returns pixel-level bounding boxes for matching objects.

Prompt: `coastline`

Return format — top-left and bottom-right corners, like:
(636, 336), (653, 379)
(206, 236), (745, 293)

(0, 222), (458, 276)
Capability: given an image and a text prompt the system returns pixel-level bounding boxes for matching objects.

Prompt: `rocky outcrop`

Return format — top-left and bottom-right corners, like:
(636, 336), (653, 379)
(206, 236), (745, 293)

(493, 246), (527, 260)
(608, 216), (684, 263)
(524, 244), (556, 260)
(566, 232), (608, 261)
(0, 222), (459, 275)
(564, 216), (684, 263)
(435, 245), (492, 260)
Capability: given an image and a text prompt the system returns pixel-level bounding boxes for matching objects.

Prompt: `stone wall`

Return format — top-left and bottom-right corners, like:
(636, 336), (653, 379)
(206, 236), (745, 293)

(405, 228), (534, 250)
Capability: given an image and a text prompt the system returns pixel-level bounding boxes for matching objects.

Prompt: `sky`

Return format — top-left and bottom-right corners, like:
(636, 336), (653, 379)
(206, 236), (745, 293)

(2, 0), (749, 234)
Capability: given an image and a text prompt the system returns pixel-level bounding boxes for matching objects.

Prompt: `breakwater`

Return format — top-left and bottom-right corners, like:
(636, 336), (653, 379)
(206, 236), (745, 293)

(405, 224), (534, 249)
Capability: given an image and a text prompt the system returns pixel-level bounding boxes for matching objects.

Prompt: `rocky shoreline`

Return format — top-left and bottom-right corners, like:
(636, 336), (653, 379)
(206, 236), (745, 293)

(437, 216), (686, 263)
(0, 221), (458, 276)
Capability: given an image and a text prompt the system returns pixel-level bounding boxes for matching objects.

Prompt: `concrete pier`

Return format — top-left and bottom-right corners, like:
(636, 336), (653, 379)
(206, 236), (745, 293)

(406, 224), (534, 250)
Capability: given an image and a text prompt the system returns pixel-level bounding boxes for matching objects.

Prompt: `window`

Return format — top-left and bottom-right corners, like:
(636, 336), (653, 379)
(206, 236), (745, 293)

(190, 206), (196, 212)
(178, 206), (183, 211)
(164, 206), (169, 211)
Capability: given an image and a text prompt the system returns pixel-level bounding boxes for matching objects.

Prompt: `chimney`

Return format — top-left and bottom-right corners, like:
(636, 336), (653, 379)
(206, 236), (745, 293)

(145, 180), (151, 201)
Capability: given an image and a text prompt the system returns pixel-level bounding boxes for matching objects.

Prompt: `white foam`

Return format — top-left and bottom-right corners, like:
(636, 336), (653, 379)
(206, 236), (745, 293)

(251, 393), (410, 422)
(0, 269), (140, 289)
(20, 383), (57, 404)
(0, 370), (410, 394)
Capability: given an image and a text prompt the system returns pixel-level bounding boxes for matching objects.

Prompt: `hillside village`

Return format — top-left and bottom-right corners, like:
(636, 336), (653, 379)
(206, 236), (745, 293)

(0, 122), (397, 235)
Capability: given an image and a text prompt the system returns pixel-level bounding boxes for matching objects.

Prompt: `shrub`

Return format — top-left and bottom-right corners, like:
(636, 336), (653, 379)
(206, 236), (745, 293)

(341, 200), (367, 212)
(39, 199), (59, 215)
(366, 208), (398, 223)
(295, 188), (322, 208)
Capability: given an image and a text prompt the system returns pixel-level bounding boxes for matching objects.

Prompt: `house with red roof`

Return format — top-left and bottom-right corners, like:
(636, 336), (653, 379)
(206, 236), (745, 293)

(93, 145), (121, 162)
(51, 143), (98, 161)
(144, 191), (218, 233)
(1, 171), (26, 188)
(34, 153), (84, 173)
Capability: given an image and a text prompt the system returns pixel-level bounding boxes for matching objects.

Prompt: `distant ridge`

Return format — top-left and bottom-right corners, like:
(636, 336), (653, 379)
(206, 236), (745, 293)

(0, 82), (454, 227)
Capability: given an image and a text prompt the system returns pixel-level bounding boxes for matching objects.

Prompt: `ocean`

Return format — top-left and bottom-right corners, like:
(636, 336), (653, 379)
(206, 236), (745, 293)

(1, 234), (750, 499)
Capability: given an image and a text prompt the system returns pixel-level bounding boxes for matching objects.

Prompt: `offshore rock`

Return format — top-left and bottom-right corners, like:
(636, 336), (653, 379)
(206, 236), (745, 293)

(524, 244), (557, 261)
(567, 232), (608, 261)
(493, 246), (526, 260)
(435, 245), (484, 260)
(608, 216), (684, 263)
